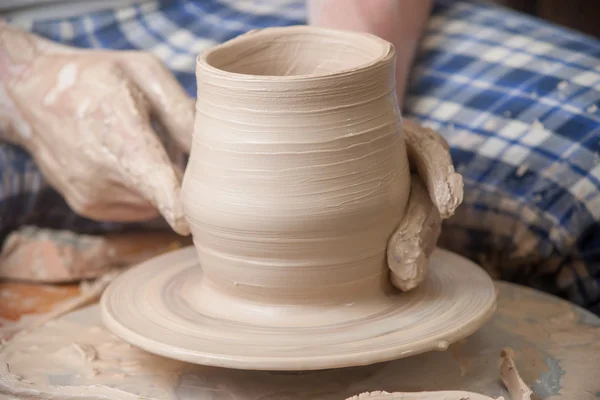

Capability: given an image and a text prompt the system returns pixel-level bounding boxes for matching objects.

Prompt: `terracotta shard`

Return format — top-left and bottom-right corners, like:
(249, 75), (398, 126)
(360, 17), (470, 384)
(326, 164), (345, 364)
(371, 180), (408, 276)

(387, 174), (442, 292)
(402, 118), (464, 218)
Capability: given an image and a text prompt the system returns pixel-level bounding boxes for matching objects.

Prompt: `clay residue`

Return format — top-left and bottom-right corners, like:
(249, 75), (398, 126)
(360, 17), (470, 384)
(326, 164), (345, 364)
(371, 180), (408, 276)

(0, 367), (152, 400)
(0, 311), (183, 400)
(345, 350), (532, 400)
(0, 314), (529, 400)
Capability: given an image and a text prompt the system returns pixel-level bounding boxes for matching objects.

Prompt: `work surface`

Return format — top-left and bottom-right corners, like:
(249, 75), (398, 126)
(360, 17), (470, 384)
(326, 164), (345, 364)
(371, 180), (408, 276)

(0, 281), (598, 399)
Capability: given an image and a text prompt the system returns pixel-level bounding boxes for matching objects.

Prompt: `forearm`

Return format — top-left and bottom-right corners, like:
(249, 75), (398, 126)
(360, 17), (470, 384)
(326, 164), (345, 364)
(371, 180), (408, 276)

(307, 0), (432, 107)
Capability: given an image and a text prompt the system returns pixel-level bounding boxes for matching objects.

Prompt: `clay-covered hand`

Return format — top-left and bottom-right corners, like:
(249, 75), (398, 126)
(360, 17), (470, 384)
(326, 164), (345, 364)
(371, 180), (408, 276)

(0, 25), (193, 235)
(386, 119), (464, 291)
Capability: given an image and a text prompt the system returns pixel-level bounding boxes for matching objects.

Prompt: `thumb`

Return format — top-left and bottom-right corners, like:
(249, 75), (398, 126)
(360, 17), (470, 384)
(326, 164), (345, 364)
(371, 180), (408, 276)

(96, 69), (190, 235)
(122, 152), (190, 236)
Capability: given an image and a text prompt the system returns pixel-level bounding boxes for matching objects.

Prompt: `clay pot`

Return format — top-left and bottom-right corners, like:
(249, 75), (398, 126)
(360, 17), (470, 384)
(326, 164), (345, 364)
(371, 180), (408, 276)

(181, 26), (410, 315)
(101, 26), (492, 371)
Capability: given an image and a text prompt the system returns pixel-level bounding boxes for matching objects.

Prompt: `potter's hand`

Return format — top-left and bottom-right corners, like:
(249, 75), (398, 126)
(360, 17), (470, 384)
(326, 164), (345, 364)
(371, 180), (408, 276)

(387, 120), (464, 291)
(0, 24), (193, 235)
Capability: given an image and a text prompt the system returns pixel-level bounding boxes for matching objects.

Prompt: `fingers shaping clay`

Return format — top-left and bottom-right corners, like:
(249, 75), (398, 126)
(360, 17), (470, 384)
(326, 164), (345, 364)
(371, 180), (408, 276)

(1, 23), (193, 235)
(387, 174), (442, 291)
(402, 118), (464, 218)
(384, 120), (463, 292)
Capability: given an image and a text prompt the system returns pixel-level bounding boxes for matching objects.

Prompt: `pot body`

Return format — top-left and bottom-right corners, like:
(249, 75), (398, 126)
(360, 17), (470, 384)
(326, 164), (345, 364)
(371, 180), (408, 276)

(182, 26), (410, 306)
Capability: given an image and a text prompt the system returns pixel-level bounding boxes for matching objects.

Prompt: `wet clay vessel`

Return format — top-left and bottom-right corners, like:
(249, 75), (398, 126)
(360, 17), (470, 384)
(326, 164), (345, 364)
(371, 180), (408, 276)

(101, 26), (496, 370)
(184, 25), (411, 315)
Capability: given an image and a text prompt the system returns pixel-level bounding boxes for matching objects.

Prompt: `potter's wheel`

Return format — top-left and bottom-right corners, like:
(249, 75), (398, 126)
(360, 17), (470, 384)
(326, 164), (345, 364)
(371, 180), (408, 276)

(100, 247), (496, 370)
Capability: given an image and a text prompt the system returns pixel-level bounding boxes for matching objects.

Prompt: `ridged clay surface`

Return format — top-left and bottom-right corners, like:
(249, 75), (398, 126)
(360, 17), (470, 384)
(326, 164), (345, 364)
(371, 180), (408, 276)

(181, 26), (411, 306)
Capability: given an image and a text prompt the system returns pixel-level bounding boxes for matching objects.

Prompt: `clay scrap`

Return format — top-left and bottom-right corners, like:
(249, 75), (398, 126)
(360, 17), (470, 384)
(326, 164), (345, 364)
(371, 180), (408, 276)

(346, 350), (533, 400)
(500, 348), (534, 400)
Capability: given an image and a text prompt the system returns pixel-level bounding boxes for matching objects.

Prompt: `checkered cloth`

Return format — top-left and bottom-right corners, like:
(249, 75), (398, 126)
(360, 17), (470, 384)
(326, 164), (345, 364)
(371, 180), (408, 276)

(2, 0), (599, 314)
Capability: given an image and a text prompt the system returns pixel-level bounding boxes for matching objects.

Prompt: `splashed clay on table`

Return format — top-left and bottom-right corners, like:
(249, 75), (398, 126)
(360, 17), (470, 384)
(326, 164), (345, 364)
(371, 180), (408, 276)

(0, 306), (532, 400)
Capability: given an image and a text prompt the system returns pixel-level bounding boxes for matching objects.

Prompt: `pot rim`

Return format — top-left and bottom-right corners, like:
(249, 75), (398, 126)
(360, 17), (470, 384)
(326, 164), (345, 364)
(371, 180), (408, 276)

(196, 25), (394, 82)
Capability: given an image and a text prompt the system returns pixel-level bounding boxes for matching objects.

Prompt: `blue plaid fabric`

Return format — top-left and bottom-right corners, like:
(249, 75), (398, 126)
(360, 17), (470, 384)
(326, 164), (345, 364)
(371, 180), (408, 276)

(1, 0), (599, 314)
